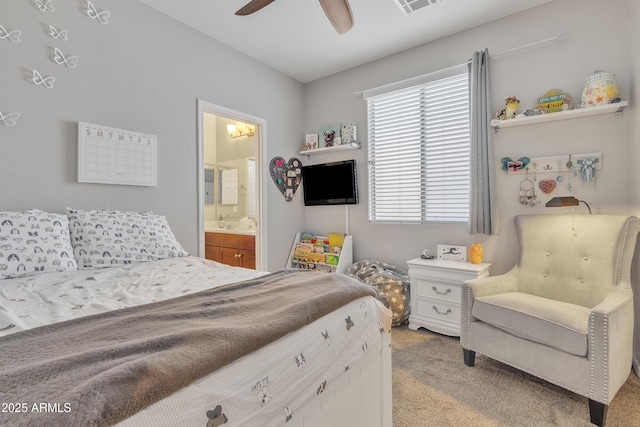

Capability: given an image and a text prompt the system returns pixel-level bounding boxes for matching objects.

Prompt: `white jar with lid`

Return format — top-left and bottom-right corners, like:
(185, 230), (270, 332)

(581, 70), (619, 107)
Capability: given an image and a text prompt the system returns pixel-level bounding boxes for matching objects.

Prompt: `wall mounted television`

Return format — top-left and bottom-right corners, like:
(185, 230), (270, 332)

(302, 160), (359, 206)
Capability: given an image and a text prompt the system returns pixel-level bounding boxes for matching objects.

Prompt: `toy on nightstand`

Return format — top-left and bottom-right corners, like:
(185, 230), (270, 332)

(495, 96), (520, 120)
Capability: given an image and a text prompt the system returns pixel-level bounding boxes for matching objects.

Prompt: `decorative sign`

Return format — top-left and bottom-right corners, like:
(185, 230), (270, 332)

(77, 121), (157, 187)
(537, 89), (572, 113)
(269, 157), (302, 201)
(437, 245), (467, 262)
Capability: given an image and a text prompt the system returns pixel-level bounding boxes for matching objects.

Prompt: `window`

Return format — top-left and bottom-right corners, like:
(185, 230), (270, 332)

(366, 68), (470, 223)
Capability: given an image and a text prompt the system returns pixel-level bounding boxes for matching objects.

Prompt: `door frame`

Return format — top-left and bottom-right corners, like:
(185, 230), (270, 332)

(196, 99), (267, 270)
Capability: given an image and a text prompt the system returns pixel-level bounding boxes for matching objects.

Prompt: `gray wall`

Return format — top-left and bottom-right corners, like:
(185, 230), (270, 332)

(1, 0), (637, 275)
(302, 0), (634, 275)
(0, 0), (305, 271)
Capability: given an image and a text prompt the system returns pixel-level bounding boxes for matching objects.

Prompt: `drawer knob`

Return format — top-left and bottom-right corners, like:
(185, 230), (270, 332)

(432, 286), (451, 296)
(432, 305), (452, 316)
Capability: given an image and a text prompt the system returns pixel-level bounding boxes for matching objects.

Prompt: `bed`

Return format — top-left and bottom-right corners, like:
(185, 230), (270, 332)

(0, 209), (392, 427)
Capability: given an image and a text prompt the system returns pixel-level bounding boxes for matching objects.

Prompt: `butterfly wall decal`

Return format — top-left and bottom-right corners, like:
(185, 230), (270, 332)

(48, 25), (68, 41)
(53, 47), (79, 69)
(87, 1), (110, 24)
(34, 0), (55, 13)
(0, 25), (22, 43)
(0, 112), (20, 127)
(32, 69), (55, 89)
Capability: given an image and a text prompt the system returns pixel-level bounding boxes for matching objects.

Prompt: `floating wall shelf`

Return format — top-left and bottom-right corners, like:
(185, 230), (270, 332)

(491, 101), (628, 131)
(299, 141), (361, 157)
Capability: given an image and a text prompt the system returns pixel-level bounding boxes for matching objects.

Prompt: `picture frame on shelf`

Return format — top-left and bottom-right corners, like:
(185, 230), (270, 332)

(342, 123), (357, 144)
(304, 134), (318, 151)
(319, 123), (341, 147)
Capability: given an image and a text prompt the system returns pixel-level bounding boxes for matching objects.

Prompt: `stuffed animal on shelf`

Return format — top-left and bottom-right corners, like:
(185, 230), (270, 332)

(495, 96), (520, 120)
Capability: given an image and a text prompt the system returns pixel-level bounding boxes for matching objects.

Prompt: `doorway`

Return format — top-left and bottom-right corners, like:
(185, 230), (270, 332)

(196, 100), (267, 270)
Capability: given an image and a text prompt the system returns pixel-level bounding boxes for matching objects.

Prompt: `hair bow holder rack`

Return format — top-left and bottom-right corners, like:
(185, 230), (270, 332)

(500, 152), (602, 206)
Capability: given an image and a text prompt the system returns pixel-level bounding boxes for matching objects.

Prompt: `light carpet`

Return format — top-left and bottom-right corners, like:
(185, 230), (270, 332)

(391, 326), (640, 427)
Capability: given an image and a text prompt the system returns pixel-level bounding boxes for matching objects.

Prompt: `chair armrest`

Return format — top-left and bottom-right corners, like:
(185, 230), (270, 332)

(588, 287), (634, 403)
(464, 268), (520, 299)
(460, 268), (519, 348)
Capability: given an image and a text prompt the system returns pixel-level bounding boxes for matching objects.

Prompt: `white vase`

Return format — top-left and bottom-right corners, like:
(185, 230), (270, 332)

(581, 70), (619, 107)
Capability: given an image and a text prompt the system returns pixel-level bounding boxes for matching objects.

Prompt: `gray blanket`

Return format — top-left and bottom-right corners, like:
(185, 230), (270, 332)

(0, 269), (376, 426)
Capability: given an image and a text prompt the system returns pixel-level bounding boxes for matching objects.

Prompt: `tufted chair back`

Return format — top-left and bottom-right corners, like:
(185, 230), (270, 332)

(514, 215), (639, 308)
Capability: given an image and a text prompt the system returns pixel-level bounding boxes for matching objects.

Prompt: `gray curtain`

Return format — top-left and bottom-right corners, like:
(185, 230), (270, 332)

(468, 49), (498, 235)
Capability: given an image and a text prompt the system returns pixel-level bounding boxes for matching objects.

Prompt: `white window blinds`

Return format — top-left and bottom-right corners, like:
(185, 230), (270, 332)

(366, 71), (470, 223)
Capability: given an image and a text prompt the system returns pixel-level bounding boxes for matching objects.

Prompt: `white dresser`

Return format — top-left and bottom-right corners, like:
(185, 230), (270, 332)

(407, 258), (490, 337)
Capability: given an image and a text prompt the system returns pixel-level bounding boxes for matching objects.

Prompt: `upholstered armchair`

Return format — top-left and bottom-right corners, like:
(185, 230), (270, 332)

(461, 214), (640, 426)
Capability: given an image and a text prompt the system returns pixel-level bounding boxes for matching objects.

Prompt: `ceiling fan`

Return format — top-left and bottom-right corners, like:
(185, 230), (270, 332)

(235, 0), (354, 34)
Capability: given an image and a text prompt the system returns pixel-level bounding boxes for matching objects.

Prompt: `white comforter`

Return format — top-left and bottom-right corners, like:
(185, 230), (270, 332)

(0, 256), (265, 336)
(0, 257), (391, 426)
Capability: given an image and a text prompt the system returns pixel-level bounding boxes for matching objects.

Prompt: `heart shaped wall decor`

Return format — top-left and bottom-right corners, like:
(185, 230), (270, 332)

(269, 157), (303, 202)
(538, 179), (556, 194)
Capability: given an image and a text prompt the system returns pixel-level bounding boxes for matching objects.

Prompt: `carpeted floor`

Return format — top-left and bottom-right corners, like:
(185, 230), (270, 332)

(391, 326), (640, 427)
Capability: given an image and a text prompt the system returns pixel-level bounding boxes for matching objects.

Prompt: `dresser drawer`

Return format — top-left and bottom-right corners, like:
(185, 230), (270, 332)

(412, 278), (461, 303)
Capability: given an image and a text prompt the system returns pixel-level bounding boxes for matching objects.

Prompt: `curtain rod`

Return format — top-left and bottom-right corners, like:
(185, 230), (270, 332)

(492, 33), (566, 58)
(356, 33), (566, 97)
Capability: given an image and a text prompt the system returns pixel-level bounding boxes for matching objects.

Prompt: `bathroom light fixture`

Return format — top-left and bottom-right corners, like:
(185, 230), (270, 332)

(545, 196), (592, 214)
(227, 123), (255, 138)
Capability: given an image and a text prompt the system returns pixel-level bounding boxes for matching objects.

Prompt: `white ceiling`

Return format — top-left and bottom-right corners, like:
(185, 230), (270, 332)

(137, 0), (552, 83)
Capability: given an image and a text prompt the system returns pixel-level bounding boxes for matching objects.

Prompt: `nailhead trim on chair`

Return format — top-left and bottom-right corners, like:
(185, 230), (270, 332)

(463, 285), (471, 348)
(589, 311), (609, 402)
(615, 217), (640, 285)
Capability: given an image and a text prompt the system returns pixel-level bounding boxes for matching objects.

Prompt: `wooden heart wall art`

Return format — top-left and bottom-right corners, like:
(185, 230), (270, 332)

(269, 157), (303, 202)
(538, 179), (556, 194)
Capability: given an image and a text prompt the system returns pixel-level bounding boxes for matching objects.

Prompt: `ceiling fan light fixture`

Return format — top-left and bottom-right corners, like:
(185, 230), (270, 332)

(394, 0), (441, 15)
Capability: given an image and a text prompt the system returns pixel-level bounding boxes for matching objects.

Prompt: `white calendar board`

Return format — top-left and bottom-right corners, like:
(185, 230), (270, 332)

(78, 122), (157, 187)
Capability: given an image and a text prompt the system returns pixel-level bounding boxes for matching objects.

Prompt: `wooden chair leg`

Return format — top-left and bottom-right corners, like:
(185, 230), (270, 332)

(463, 348), (475, 367)
(589, 399), (608, 427)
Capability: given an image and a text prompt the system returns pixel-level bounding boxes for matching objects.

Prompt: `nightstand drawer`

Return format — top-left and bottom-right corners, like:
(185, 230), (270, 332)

(415, 297), (461, 324)
(412, 279), (461, 303)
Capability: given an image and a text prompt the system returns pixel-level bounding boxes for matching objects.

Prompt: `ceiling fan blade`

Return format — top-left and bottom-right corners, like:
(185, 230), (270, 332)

(236, 0), (276, 16)
(319, 0), (354, 34)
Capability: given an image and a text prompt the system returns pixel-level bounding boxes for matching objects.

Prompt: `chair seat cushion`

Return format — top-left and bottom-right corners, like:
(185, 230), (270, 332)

(472, 292), (590, 356)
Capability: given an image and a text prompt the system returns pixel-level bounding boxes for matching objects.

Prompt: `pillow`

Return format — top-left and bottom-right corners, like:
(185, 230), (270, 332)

(0, 209), (77, 279)
(66, 208), (190, 269)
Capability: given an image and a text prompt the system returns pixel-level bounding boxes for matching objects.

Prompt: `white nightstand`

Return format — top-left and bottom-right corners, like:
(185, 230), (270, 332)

(407, 258), (490, 337)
